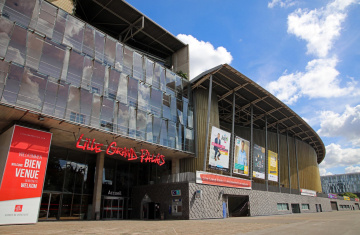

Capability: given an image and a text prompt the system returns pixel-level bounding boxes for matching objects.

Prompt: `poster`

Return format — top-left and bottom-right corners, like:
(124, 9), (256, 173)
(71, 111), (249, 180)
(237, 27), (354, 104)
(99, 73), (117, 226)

(208, 126), (231, 172)
(268, 150), (278, 182)
(300, 189), (317, 197)
(233, 137), (250, 176)
(0, 125), (52, 225)
(252, 144), (265, 179)
(196, 171), (251, 189)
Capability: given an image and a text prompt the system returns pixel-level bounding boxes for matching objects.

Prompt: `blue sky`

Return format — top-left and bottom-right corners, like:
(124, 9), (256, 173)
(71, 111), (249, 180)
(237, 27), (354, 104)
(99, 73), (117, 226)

(126, 0), (360, 175)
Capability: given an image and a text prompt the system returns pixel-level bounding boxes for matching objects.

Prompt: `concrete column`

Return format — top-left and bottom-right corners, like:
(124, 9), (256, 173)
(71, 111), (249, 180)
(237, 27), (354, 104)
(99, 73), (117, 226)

(203, 75), (213, 171)
(92, 151), (105, 219)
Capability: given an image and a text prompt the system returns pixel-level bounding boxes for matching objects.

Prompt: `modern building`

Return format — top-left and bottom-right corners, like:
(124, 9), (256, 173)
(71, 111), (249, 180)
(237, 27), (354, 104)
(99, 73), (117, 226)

(321, 173), (360, 194)
(0, 0), (358, 225)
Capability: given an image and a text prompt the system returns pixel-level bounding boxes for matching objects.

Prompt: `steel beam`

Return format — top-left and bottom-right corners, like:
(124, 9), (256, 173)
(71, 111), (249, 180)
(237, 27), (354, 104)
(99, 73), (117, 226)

(230, 91), (236, 176)
(295, 137), (300, 194)
(265, 114), (268, 191)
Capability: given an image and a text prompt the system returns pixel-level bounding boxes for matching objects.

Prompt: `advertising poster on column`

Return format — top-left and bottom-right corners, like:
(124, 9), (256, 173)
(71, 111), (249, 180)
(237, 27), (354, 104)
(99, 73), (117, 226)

(252, 144), (265, 179)
(268, 150), (278, 182)
(208, 126), (231, 172)
(233, 137), (250, 176)
(0, 125), (52, 225)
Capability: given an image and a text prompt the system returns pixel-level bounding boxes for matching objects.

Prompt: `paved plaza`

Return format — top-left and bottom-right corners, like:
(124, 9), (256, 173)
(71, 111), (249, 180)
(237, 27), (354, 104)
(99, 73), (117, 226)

(0, 211), (359, 235)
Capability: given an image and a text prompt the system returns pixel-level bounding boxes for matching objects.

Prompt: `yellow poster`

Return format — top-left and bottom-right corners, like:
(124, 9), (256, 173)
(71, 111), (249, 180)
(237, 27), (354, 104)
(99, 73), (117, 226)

(343, 196), (350, 201)
(268, 150), (278, 182)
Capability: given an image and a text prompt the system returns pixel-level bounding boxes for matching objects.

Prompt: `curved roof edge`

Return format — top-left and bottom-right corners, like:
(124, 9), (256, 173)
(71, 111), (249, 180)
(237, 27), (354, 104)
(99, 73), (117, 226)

(191, 64), (326, 164)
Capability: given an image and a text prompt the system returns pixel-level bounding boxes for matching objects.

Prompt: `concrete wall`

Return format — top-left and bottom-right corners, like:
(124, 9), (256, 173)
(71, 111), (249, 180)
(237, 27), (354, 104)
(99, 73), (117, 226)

(330, 199), (360, 211)
(172, 45), (190, 78)
(188, 183), (332, 219)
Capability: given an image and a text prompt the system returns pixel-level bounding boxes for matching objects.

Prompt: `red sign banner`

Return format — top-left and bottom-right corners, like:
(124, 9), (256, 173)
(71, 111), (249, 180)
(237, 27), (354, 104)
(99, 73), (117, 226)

(355, 198), (359, 202)
(76, 134), (165, 166)
(196, 171), (252, 189)
(0, 125), (52, 225)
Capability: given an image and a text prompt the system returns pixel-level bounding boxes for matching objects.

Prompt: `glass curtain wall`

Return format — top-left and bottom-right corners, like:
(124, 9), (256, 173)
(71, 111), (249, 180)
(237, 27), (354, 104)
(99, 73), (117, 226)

(0, 0), (194, 152)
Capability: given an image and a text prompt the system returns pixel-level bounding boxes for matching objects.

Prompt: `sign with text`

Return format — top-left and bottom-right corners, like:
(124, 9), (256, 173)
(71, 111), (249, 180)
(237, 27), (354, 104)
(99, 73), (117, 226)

(252, 144), (265, 179)
(343, 196), (350, 201)
(328, 193), (337, 199)
(0, 125), (52, 225)
(171, 190), (181, 196)
(208, 127), (231, 172)
(196, 171), (251, 189)
(300, 189), (317, 197)
(355, 198), (359, 202)
(233, 137), (250, 176)
(268, 150), (278, 182)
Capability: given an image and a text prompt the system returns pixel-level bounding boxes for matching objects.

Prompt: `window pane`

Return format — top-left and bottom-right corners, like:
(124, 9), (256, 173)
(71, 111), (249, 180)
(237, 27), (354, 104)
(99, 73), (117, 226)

(145, 58), (153, 85)
(52, 8), (67, 44)
(104, 36), (116, 66)
(54, 81), (69, 119)
(177, 123), (183, 150)
(168, 121), (176, 149)
(5, 24), (27, 65)
(117, 73), (128, 104)
(166, 69), (175, 94)
(26, 32), (44, 70)
(94, 30), (104, 62)
(182, 98), (188, 126)
(90, 94), (101, 128)
(67, 51), (84, 87)
(138, 82), (149, 112)
(63, 15), (84, 52)
(150, 87), (162, 117)
(80, 89), (92, 125)
(162, 93), (170, 120)
(81, 56), (93, 90)
(152, 116), (161, 144)
(153, 63), (161, 89)
(159, 119), (168, 147)
(188, 106), (194, 128)
(108, 68), (120, 100)
(159, 65), (166, 91)
(128, 76), (138, 107)
(175, 75), (182, 99)
(66, 86), (80, 123)
(100, 98), (114, 132)
(35, 1), (56, 38)
(115, 42), (123, 71)
(60, 48), (70, 81)
(82, 24), (94, 57)
(128, 106), (136, 138)
(0, 17), (14, 58)
(91, 60), (105, 95)
(170, 95), (177, 123)
(103, 66), (110, 97)
(28, 0), (40, 30)
(185, 128), (194, 152)
(117, 102), (129, 135)
(146, 114), (153, 143)
(0, 60), (10, 99)
(42, 79), (58, 116)
(3, 0), (36, 27)
(177, 98), (183, 125)
(123, 46), (133, 76)
(16, 68), (47, 111)
(136, 109), (146, 140)
(1, 63), (23, 104)
(39, 39), (66, 79)
(133, 52), (142, 81)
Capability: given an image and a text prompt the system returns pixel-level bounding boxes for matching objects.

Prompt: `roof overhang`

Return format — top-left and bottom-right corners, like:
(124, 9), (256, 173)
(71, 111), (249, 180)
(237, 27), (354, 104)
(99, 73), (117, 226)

(74, 0), (186, 60)
(191, 64), (326, 164)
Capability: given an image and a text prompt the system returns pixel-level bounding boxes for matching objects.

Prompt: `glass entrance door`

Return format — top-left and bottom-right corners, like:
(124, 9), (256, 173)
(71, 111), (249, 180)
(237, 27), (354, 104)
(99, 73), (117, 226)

(38, 193), (61, 220)
(102, 196), (124, 219)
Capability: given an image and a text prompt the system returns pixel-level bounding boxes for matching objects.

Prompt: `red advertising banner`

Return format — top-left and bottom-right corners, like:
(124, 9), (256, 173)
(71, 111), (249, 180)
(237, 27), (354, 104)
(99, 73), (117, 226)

(0, 125), (52, 225)
(196, 171), (252, 189)
(355, 198), (359, 202)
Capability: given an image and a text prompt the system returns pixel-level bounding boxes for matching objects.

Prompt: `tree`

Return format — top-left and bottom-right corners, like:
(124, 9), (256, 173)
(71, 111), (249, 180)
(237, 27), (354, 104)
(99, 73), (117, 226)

(340, 192), (359, 199)
(176, 71), (188, 80)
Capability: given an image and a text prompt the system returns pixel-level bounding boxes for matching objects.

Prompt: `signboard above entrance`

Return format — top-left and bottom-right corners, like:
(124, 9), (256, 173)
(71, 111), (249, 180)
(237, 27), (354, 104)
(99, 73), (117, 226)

(76, 134), (165, 166)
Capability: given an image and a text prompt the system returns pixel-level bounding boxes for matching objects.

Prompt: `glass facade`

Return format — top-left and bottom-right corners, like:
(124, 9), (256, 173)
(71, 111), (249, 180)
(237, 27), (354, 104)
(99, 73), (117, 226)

(321, 173), (360, 194)
(0, 0), (194, 152)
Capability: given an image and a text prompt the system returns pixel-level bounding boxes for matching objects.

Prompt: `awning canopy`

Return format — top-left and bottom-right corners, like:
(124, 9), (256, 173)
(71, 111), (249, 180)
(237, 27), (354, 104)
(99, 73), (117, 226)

(75, 0), (186, 60)
(191, 64), (326, 164)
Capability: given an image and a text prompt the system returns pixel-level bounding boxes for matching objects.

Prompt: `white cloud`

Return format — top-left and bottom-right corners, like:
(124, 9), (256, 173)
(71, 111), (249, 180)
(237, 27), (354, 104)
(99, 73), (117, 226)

(345, 165), (360, 173)
(318, 105), (360, 146)
(266, 56), (356, 104)
(176, 34), (233, 79)
(268, 0), (298, 8)
(320, 168), (333, 176)
(319, 143), (360, 169)
(287, 0), (357, 58)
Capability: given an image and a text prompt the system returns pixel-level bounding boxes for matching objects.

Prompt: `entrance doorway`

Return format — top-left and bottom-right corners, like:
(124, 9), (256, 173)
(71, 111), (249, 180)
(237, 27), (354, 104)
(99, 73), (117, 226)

(355, 203), (359, 210)
(38, 193), (61, 220)
(101, 196), (124, 219)
(227, 195), (249, 217)
(331, 201), (338, 211)
(291, 204), (300, 213)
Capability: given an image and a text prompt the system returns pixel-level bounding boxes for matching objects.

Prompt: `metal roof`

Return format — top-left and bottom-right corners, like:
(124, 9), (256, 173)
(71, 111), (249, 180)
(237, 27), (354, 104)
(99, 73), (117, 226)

(75, 0), (186, 59)
(191, 64), (326, 164)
